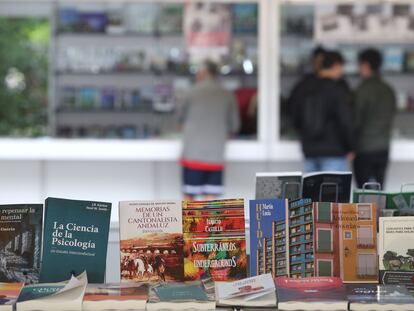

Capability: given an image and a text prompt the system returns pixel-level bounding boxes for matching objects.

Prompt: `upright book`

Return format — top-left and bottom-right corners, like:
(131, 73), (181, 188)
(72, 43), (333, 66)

(249, 199), (288, 277)
(16, 272), (87, 311)
(182, 199), (247, 282)
(313, 202), (378, 283)
(0, 283), (24, 311)
(255, 172), (302, 200)
(0, 204), (43, 283)
(302, 171), (352, 203)
(346, 284), (414, 311)
(275, 277), (348, 311)
(83, 283), (148, 311)
(119, 200), (184, 283)
(40, 198), (112, 283)
(379, 216), (414, 292)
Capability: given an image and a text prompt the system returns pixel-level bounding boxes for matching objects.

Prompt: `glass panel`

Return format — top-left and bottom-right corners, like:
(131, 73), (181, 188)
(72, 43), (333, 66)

(0, 17), (49, 137)
(53, 1), (259, 139)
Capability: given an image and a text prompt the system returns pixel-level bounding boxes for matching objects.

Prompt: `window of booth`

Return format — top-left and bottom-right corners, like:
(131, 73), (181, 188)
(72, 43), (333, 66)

(279, 1), (414, 141)
(0, 16), (49, 137)
(52, 1), (259, 140)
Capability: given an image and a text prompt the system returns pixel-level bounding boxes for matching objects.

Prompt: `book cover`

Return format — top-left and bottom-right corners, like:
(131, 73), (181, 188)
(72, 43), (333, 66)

(215, 273), (275, 300)
(249, 199), (287, 277)
(157, 4), (183, 35)
(302, 171), (352, 203)
(40, 198), (111, 283)
(119, 200), (184, 283)
(287, 198), (314, 278)
(84, 283), (148, 301)
(313, 203), (377, 283)
(0, 204), (43, 284)
(255, 172), (302, 200)
(0, 283), (24, 311)
(147, 281), (215, 311)
(83, 283), (148, 311)
(346, 284), (414, 309)
(379, 216), (414, 291)
(17, 272), (87, 311)
(232, 3), (258, 34)
(183, 199), (247, 282)
(275, 276), (348, 310)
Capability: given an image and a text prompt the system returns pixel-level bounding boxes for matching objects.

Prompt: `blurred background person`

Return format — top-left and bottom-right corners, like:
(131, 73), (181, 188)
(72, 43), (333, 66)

(291, 50), (354, 172)
(178, 60), (240, 200)
(353, 49), (396, 189)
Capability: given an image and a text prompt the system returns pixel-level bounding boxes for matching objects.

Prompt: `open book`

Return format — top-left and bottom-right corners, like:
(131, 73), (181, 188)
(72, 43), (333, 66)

(16, 272), (87, 311)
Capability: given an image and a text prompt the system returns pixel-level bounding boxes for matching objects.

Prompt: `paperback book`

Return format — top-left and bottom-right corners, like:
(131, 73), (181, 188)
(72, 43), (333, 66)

(119, 200), (184, 283)
(302, 171), (352, 203)
(83, 283), (148, 311)
(40, 198), (112, 283)
(249, 199), (287, 277)
(146, 280), (215, 311)
(346, 284), (414, 311)
(16, 272), (87, 311)
(0, 283), (24, 311)
(255, 172), (302, 200)
(0, 204), (43, 284)
(379, 216), (414, 292)
(215, 273), (277, 308)
(313, 202), (378, 283)
(275, 277), (348, 311)
(182, 199), (247, 282)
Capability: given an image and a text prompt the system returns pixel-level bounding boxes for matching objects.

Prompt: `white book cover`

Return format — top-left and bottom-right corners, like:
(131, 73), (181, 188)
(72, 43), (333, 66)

(216, 273), (275, 301)
(119, 200), (184, 283)
(379, 217), (414, 290)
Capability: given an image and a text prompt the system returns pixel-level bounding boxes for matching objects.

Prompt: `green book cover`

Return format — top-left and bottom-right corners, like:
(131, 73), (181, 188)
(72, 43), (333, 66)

(40, 198), (111, 283)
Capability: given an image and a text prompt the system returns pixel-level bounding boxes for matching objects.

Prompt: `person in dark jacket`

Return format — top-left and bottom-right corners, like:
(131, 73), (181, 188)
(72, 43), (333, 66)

(353, 49), (396, 188)
(291, 51), (354, 172)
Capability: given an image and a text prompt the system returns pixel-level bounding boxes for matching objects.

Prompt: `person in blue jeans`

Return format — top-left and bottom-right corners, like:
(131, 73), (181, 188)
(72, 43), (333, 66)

(290, 50), (354, 172)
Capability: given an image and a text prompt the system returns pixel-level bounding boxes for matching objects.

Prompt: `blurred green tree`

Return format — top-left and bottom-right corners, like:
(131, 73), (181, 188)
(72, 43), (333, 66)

(0, 17), (49, 137)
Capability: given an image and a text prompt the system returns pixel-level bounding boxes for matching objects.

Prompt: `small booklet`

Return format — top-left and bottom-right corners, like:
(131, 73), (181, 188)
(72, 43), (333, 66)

(146, 280), (215, 310)
(347, 284), (414, 311)
(215, 273), (277, 308)
(16, 272), (87, 311)
(83, 283), (148, 311)
(0, 283), (24, 311)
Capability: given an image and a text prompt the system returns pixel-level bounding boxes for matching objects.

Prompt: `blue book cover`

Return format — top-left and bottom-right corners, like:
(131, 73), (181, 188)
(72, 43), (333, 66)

(40, 198), (111, 283)
(249, 199), (287, 277)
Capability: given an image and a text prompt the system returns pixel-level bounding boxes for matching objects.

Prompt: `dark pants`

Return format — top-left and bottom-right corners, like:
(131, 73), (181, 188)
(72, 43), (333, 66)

(354, 150), (389, 189)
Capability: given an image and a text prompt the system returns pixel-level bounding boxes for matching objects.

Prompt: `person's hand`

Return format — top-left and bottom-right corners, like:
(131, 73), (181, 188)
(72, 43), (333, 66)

(347, 152), (356, 162)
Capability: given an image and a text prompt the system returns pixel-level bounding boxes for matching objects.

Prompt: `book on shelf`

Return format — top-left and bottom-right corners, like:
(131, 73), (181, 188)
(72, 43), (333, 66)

(16, 272), (87, 311)
(83, 283), (148, 311)
(313, 202), (378, 283)
(0, 283), (24, 311)
(146, 280), (215, 311)
(182, 199), (247, 282)
(275, 276), (348, 311)
(302, 171), (352, 203)
(232, 3), (258, 34)
(255, 172), (302, 200)
(119, 200), (184, 283)
(249, 199), (288, 277)
(40, 198), (112, 283)
(0, 204), (43, 284)
(215, 273), (277, 308)
(379, 216), (414, 292)
(346, 284), (414, 311)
